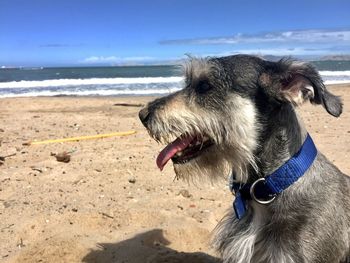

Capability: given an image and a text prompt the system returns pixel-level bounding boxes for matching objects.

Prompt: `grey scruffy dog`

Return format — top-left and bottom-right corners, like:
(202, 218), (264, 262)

(139, 55), (350, 263)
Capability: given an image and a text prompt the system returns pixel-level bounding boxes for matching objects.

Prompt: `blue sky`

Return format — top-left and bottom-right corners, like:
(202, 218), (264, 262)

(1, 0), (350, 67)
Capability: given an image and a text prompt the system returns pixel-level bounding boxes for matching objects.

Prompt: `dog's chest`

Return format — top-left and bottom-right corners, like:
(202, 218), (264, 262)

(231, 204), (297, 263)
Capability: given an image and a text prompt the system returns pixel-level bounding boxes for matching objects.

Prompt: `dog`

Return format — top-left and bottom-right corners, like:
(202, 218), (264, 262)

(139, 55), (350, 263)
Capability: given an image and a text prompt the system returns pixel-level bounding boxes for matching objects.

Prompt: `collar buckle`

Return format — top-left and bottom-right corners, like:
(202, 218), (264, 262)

(250, 178), (276, 205)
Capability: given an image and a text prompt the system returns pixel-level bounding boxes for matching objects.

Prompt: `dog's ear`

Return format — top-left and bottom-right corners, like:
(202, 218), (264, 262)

(259, 58), (343, 117)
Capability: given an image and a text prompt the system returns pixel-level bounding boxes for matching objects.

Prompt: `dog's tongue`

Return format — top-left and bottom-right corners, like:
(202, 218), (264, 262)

(156, 136), (194, 171)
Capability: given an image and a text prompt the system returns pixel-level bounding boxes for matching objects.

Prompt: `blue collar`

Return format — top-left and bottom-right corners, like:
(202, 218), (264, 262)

(230, 133), (317, 219)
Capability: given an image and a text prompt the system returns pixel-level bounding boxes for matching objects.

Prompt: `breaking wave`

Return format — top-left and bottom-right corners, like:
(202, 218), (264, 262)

(0, 72), (349, 97)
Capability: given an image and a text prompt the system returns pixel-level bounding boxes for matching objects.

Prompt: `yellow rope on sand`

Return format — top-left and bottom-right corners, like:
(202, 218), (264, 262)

(27, 130), (137, 145)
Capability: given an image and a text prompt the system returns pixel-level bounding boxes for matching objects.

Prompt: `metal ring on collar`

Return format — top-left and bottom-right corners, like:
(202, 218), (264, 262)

(250, 178), (276, 205)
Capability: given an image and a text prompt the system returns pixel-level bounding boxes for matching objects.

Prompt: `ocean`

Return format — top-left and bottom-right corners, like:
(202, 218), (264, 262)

(1, 61), (350, 98)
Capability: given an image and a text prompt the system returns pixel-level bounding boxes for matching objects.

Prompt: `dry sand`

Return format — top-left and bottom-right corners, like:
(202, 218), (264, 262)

(0, 85), (349, 263)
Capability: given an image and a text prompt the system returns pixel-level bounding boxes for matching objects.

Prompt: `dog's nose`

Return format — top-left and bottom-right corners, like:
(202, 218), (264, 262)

(139, 107), (150, 126)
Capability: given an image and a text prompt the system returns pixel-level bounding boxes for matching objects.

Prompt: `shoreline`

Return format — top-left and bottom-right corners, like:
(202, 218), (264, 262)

(0, 83), (349, 100)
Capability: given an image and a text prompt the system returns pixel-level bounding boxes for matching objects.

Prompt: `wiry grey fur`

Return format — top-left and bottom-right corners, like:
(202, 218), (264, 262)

(139, 54), (350, 263)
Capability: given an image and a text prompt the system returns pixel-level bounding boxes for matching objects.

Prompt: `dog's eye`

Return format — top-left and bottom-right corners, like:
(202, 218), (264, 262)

(197, 81), (212, 94)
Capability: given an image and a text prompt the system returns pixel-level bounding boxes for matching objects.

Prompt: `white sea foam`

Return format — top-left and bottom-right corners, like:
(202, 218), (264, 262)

(319, 70), (350, 76)
(0, 87), (183, 98)
(0, 72), (349, 97)
(324, 80), (350, 85)
(319, 71), (350, 84)
(0, 76), (184, 89)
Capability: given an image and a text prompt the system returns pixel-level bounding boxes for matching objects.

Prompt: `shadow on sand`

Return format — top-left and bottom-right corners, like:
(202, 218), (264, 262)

(82, 229), (221, 263)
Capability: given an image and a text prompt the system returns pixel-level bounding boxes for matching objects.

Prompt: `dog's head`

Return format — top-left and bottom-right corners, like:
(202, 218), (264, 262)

(139, 55), (342, 182)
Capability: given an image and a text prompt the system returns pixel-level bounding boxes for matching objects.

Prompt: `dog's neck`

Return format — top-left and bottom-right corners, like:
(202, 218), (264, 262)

(250, 104), (308, 182)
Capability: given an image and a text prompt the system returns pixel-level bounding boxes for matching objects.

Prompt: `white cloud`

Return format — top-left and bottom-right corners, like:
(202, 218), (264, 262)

(160, 29), (350, 45)
(81, 56), (155, 64)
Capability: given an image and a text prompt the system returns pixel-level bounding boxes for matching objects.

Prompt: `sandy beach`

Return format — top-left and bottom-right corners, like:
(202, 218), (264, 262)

(0, 84), (349, 263)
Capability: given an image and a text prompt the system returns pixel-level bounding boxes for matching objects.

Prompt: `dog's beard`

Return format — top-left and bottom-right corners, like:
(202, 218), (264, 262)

(173, 146), (230, 182)
(147, 95), (259, 183)
(173, 143), (257, 183)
